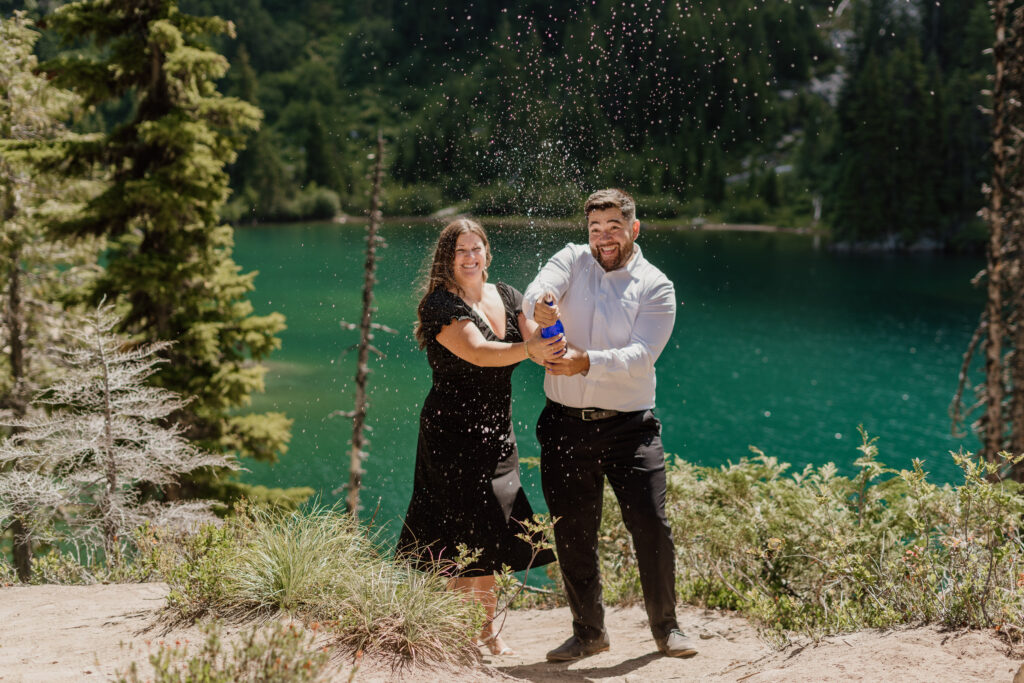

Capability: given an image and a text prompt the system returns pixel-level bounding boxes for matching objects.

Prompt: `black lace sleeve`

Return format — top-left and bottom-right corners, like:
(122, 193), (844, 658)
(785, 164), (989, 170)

(419, 289), (473, 341)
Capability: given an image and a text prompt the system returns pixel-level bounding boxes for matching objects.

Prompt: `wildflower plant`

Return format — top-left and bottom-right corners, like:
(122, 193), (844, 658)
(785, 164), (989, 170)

(117, 620), (331, 683)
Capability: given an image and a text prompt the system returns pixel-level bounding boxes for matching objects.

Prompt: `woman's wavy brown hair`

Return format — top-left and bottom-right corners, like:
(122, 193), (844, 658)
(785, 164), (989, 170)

(414, 218), (492, 348)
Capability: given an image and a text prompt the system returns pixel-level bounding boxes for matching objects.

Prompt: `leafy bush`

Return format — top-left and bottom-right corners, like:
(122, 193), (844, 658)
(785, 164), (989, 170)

(296, 185), (341, 220)
(722, 197), (770, 224)
(381, 183), (446, 216)
(0, 555), (15, 586)
(469, 183), (522, 216)
(221, 185), (341, 224)
(597, 429), (1024, 642)
(469, 183), (579, 217)
(118, 620), (330, 683)
(634, 194), (685, 219)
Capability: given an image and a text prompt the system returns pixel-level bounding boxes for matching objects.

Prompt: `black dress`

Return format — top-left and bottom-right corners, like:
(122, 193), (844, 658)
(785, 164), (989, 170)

(398, 283), (556, 576)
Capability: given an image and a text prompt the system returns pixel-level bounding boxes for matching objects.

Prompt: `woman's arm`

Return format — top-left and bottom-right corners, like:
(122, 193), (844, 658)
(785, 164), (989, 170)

(436, 319), (529, 367)
(436, 315), (564, 367)
(519, 312), (540, 340)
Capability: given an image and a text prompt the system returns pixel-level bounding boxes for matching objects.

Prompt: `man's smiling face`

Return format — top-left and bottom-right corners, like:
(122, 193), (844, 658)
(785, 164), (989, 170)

(588, 207), (640, 271)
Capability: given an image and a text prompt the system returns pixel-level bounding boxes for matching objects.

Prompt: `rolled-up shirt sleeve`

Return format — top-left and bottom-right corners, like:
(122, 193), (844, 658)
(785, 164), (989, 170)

(523, 245), (577, 320)
(586, 277), (676, 381)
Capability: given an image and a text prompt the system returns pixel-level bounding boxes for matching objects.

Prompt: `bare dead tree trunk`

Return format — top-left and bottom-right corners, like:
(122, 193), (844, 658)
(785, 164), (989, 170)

(7, 255), (32, 582)
(1006, 5), (1024, 468)
(953, 0), (1024, 476)
(1, 74), (32, 580)
(345, 132), (386, 516)
(981, 0), (1009, 462)
(96, 326), (120, 562)
(3, 216), (33, 581)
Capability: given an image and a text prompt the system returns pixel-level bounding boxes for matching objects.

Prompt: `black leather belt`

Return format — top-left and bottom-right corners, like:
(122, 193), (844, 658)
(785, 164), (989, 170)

(547, 399), (621, 421)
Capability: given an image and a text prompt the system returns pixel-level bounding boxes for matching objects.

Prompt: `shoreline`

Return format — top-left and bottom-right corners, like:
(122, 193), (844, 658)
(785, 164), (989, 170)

(232, 217), (986, 253)
(235, 214), (816, 235)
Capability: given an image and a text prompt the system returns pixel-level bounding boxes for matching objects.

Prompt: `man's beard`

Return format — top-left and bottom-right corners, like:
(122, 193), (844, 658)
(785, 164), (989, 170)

(591, 242), (634, 271)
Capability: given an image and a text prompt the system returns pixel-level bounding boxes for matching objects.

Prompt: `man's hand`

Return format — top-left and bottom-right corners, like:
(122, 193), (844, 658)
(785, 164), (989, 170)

(546, 344), (589, 376)
(533, 292), (560, 328)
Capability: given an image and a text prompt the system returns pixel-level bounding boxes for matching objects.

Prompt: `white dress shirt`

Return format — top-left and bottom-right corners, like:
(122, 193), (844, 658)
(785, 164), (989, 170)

(523, 243), (676, 411)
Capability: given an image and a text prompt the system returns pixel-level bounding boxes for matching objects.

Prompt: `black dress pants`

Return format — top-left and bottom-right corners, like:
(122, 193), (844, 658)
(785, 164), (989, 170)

(538, 403), (679, 642)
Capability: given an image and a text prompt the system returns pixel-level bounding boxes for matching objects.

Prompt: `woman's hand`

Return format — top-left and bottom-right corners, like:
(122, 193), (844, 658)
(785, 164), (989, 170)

(527, 327), (565, 363)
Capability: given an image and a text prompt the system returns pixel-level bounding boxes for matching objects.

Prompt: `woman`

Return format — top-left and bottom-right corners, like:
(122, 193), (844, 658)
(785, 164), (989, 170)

(398, 218), (562, 656)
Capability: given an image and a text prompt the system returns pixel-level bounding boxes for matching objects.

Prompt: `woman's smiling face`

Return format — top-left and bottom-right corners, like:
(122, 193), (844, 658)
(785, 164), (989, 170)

(453, 231), (488, 288)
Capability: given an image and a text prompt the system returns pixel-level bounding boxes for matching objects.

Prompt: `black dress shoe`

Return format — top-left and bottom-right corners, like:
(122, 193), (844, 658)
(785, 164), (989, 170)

(545, 633), (611, 662)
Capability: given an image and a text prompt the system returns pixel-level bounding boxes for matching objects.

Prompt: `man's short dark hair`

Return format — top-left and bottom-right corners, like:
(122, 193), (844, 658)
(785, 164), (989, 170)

(584, 188), (637, 225)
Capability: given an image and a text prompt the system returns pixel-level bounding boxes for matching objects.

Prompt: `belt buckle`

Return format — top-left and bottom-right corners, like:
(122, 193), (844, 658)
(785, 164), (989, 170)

(580, 408), (597, 421)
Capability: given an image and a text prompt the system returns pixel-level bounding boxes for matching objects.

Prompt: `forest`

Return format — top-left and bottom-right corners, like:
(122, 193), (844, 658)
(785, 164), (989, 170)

(3, 0), (997, 247)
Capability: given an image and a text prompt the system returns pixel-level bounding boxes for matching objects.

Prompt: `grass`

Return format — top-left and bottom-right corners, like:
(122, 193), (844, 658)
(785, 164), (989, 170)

(160, 502), (482, 667)
(223, 505), (375, 618)
(334, 562), (479, 665)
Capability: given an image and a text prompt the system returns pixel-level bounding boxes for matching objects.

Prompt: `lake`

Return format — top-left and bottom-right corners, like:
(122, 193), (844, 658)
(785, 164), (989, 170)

(234, 221), (984, 535)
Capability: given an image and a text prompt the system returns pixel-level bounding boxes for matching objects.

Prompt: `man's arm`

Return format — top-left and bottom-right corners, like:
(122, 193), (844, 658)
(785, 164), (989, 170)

(522, 245), (578, 321)
(544, 344), (590, 375)
(548, 277), (676, 378)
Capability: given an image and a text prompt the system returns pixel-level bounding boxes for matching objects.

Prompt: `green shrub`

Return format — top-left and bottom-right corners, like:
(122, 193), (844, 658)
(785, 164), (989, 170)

(722, 196), (770, 224)
(163, 521), (242, 623)
(118, 620), (330, 683)
(469, 183), (579, 217)
(8, 524), (173, 586)
(296, 185), (341, 221)
(381, 183), (446, 216)
(635, 194), (685, 219)
(598, 429), (1024, 641)
(0, 555), (16, 586)
(535, 186), (582, 218)
(469, 183), (521, 216)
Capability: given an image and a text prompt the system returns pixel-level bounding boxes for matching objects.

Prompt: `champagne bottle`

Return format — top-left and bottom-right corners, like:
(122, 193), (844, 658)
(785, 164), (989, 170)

(540, 300), (564, 353)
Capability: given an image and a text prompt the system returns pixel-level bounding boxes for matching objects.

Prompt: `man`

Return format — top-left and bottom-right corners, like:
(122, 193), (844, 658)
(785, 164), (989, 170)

(523, 188), (696, 661)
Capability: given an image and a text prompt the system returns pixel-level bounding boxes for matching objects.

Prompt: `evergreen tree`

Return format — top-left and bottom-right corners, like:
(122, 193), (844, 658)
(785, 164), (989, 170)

(831, 53), (896, 242)
(0, 305), (237, 563)
(0, 11), (101, 580)
(887, 40), (941, 241)
(702, 144), (726, 207)
(42, 0), (307, 505)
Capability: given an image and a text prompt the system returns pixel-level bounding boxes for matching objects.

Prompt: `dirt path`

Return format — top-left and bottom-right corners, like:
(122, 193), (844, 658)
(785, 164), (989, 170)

(0, 583), (1019, 682)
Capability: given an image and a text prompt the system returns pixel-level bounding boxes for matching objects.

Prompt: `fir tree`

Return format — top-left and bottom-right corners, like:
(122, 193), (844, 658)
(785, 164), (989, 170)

(0, 305), (237, 563)
(42, 0), (306, 505)
(0, 11), (101, 580)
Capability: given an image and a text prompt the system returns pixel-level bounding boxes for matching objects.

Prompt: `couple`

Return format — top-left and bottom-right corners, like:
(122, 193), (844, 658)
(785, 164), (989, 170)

(398, 189), (696, 661)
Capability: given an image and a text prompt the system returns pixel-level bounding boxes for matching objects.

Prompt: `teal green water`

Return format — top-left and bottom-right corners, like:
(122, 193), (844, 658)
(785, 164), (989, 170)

(235, 222), (984, 534)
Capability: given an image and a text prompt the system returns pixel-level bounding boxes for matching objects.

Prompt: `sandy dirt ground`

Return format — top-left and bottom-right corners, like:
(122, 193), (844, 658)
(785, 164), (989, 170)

(0, 583), (1021, 682)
